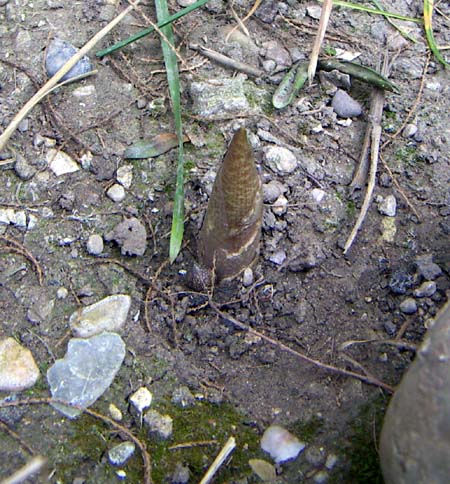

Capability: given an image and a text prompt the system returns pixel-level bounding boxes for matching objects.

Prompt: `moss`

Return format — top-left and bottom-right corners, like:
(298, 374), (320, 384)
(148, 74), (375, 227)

(346, 200), (356, 218)
(339, 395), (387, 483)
(147, 400), (262, 482)
(394, 145), (419, 166)
(288, 415), (324, 443)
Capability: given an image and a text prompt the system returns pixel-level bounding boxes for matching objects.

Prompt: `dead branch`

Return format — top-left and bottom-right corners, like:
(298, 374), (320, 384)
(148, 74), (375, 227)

(209, 302), (394, 393)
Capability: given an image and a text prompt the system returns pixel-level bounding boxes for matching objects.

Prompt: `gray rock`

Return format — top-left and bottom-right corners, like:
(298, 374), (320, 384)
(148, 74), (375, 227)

(105, 217), (147, 256)
(380, 302), (450, 483)
(307, 5), (322, 20)
(69, 294), (131, 338)
(242, 267), (254, 287)
(389, 270), (415, 295)
(325, 453), (338, 470)
(313, 470), (329, 483)
(116, 165), (133, 189)
(108, 441), (136, 466)
(14, 154), (36, 180)
(46, 38), (92, 82)
(399, 298), (417, 314)
(86, 234), (104, 256)
(319, 69), (351, 90)
(189, 76), (249, 119)
(332, 89), (362, 118)
(264, 146), (297, 174)
(47, 332), (126, 418)
(172, 386), (195, 408)
(402, 124), (418, 138)
(263, 180), (286, 203)
(106, 184), (126, 203)
(384, 321), (397, 336)
(269, 249), (287, 265)
(262, 40), (291, 68)
(415, 254), (442, 280)
(0, 338), (40, 391)
(378, 195), (397, 217)
(254, 0), (278, 23)
(171, 462), (190, 484)
(144, 410), (173, 439)
(272, 194), (288, 216)
(414, 281), (437, 298)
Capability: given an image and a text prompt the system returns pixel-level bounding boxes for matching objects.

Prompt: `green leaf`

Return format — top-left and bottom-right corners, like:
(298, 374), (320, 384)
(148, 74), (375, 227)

(96, 0), (210, 57)
(272, 61), (309, 109)
(318, 58), (399, 92)
(423, 0), (450, 68)
(154, 0), (185, 262)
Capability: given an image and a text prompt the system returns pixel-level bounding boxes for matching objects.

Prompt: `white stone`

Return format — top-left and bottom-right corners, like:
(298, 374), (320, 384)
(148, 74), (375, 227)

(130, 387), (153, 413)
(108, 441), (135, 466)
(69, 294), (131, 338)
(311, 188), (326, 203)
(307, 5), (322, 19)
(27, 214), (38, 230)
(0, 337), (40, 391)
(86, 234), (104, 255)
(272, 194), (288, 216)
(261, 425), (305, 463)
(242, 267), (254, 287)
(72, 85), (96, 97)
(116, 165), (133, 189)
(47, 149), (80, 176)
(378, 195), (397, 217)
(269, 250), (287, 265)
(107, 184), (126, 202)
(57, 287), (69, 299)
(0, 209), (26, 227)
(264, 146), (298, 174)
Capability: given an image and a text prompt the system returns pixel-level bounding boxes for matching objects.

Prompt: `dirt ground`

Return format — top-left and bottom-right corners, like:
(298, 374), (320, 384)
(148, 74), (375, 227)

(0, 0), (449, 482)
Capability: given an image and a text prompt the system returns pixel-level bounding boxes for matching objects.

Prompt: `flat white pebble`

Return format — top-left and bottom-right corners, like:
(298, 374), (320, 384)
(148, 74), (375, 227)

(107, 184), (126, 202)
(86, 234), (104, 255)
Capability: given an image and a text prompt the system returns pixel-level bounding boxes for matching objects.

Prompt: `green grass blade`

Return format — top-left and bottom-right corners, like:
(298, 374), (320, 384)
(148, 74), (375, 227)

(328, 0), (421, 23)
(423, 0), (450, 68)
(154, 0), (185, 262)
(96, 0), (209, 57)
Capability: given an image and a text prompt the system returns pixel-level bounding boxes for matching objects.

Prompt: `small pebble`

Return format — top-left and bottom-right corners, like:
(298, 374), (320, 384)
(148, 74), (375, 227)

(144, 410), (173, 439)
(107, 184), (126, 203)
(264, 146), (298, 174)
(109, 403), (123, 421)
(17, 119), (29, 133)
(47, 149), (80, 176)
(272, 194), (288, 216)
(171, 462), (190, 484)
(402, 123), (418, 138)
(0, 338), (40, 391)
(414, 281), (437, 298)
(172, 386), (196, 408)
(383, 321), (397, 336)
(46, 38), (92, 82)
(262, 59), (276, 72)
(86, 234), (104, 255)
(269, 249), (286, 265)
(116, 165), (133, 189)
(108, 441), (136, 466)
(311, 188), (326, 203)
(57, 287), (69, 299)
(307, 5), (322, 20)
(399, 298), (417, 314)
(378, 195), (397, 217)
(72, 85), (95, 97)
(332, 89), (362, 118)
(130, 387), (153, 414)
(242, 267), (254, 287)
(263, 180), (285, 203)
(313, 470), (329, 483)
(415, 254), (442, 280)
(325, 453), (338, 470)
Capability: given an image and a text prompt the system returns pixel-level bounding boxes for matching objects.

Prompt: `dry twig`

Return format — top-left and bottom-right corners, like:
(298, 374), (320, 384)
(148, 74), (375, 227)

(199, 436), (236, 484)
(1, 456), (47, 484)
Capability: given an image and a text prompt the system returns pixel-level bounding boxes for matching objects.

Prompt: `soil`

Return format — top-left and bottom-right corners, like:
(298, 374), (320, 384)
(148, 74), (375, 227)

(0, 0), (449, 483)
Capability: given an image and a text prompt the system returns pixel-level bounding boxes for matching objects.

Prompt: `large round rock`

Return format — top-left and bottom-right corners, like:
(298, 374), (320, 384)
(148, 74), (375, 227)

(380, 302), (450, 483)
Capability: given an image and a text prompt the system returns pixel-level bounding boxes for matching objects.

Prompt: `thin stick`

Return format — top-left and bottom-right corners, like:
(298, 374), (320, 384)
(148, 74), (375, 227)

(0, 0), (140, 151)
(343, 53), (389, 255)
(199, 436), (236, 484)
(210, 302), (394, 393)
(308, 0), (333, 84)
(1, 456), (47, 484)
(191, 45), (264, 77)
